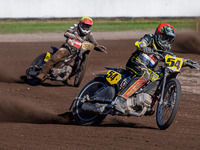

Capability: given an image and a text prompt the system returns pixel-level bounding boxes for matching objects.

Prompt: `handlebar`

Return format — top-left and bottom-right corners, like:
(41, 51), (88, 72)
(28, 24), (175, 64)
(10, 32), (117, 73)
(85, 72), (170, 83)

(149, 48), (200, 70)
(150, 49), (175, 61)
(184, 59), (200, 70)
(153, 49), (174, 55)
(149, 49), (165, 60)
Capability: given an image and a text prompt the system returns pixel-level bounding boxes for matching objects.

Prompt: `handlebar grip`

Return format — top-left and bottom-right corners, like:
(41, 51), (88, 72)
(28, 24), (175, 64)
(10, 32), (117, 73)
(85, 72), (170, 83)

(184, 59), (200, 69)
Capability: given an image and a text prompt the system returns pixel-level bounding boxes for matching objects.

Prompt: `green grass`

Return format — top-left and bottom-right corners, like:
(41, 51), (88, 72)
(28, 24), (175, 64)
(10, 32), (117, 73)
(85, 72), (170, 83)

(0, 18), (198, 34)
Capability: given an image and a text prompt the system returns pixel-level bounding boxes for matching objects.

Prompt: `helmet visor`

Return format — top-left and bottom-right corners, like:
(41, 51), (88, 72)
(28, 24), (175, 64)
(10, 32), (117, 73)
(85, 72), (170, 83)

(158, 34), (175, 44)
(80, 23), (92, 31)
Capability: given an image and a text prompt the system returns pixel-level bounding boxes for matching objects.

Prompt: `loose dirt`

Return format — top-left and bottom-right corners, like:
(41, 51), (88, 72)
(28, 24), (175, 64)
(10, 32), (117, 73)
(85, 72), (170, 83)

(0, 31), (199, 150)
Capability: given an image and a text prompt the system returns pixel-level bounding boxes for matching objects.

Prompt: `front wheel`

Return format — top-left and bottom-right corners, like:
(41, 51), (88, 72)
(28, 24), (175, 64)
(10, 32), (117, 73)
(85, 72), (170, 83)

(73, 77), (111, 125)
(156, 78), (181, 130)
(74, 57), (87, 87)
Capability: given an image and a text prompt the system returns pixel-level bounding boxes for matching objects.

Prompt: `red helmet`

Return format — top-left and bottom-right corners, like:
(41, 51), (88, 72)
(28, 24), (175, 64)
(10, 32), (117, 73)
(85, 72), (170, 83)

(78, 17), (93, 35)
(155, 23), (176, 50)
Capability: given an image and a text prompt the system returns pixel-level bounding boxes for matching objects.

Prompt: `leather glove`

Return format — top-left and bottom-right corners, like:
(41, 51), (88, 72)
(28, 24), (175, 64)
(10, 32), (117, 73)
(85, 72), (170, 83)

(95, 45), (107, 53)
(142, 47), (153, 54)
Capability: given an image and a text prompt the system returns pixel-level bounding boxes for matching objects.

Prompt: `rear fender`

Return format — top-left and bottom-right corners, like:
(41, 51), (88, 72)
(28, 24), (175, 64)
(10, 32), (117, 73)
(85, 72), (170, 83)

(104, 66), (118, 71)
(96, 67), (120, 79)
(51, 46), (59, 53)
(96, 73), (119, 93)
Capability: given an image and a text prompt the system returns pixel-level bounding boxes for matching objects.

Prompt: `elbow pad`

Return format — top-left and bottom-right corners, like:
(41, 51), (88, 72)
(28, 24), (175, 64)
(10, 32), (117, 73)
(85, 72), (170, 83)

(135, 41), (147, 50)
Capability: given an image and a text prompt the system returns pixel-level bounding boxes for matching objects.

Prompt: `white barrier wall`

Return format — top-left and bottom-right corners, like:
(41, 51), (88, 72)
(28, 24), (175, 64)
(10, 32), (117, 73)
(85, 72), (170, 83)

(0, 0), (199, 18)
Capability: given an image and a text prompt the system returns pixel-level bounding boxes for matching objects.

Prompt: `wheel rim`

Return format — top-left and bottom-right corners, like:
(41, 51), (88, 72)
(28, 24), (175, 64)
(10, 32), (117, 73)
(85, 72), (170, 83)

(75, 81), (105, 122)
(157, 83), (177, 126)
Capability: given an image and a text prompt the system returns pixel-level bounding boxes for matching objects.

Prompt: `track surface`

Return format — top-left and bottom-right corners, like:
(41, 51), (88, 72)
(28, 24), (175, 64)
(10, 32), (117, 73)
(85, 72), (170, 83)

(0, 32), (200, 150)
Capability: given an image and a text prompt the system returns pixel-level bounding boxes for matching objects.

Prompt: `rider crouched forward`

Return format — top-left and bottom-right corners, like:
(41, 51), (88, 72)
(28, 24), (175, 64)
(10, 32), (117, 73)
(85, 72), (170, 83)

(37, 17), (106, 81)
(109, 23), (176, 114)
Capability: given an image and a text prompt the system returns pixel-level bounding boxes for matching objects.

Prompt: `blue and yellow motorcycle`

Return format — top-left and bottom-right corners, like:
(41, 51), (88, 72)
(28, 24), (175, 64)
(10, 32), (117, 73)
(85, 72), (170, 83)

(71, 50), (199, 130)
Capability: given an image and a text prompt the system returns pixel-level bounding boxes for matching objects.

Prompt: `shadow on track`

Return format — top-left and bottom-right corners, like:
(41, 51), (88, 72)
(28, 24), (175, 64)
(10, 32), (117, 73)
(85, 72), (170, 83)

(20, 75), (76, 87)
(58, 111), (158, 130)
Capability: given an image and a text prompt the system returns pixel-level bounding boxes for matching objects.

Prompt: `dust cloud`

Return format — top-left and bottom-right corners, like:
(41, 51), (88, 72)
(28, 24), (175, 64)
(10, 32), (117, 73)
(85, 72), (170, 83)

(173, 32), (200, 54)
(0, 72), (18, 83)
(0, 99), (70, 124)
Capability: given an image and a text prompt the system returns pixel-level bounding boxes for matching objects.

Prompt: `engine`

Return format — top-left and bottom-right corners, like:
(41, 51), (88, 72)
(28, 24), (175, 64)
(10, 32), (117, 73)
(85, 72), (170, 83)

(51, 65), (72, 81)
(126, 93), (152, 116)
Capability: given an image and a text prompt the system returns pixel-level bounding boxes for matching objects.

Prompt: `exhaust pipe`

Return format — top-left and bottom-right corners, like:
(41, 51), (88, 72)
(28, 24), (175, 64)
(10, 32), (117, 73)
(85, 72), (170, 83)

(81, 102), (111, 114)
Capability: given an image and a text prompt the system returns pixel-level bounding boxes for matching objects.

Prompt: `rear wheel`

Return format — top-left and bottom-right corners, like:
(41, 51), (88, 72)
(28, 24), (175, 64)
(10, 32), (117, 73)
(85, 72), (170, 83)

(26, 53), (46, 85)
(73, 77), (112, 125)
(156, 78), (181, 130)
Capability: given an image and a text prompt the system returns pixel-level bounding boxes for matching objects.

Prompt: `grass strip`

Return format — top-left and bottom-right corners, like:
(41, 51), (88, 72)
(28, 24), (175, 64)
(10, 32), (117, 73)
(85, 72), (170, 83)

(0, 18), (197, 34)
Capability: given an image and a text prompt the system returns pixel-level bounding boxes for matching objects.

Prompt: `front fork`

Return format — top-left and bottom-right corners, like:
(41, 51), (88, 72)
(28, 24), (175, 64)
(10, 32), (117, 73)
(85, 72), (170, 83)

(159, 69), (168, 105)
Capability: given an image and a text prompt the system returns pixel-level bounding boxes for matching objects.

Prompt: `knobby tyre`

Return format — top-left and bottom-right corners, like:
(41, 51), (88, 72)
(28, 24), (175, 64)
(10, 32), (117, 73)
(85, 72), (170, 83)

(27, 53), (46, 85)
(156, 78), (181, 130)
(74, 57), (87, 87)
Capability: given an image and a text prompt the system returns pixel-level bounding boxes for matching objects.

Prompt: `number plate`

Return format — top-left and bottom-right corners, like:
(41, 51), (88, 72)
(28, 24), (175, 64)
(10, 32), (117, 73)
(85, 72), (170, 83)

(106, 70), (121, 85)
(44, 52), (52, 62)
(82, 42), (94, 50)
(165, 54), (183, 72)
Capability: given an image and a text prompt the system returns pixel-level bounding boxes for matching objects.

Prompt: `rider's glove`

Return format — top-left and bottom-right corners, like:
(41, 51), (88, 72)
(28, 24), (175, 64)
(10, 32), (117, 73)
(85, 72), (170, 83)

(95, 45), (107, 53)
(187, 59), (199, 69)
(142, 47), (153, 54)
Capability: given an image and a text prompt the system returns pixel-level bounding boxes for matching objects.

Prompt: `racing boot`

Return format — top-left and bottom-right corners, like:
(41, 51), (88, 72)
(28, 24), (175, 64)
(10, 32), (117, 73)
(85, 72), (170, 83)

(37, 53), (62, 81)
(111, 96), (126, 114)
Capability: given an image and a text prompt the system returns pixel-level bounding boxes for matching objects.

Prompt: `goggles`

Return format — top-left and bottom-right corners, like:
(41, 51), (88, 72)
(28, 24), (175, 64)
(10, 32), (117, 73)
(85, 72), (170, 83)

(80, 23), (92, 31)
(158, 34), (175, 44)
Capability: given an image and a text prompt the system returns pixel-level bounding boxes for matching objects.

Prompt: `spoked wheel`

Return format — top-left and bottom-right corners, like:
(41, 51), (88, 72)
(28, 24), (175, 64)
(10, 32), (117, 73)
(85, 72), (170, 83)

(156, 78), (181, 130)
(26, 53), (46, 85)
(74, 59), (87, 87)
(73, 77), (112, 125)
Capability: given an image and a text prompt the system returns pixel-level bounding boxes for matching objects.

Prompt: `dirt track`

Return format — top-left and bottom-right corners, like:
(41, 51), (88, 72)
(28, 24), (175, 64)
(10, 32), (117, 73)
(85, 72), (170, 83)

(0, 31), (200, 150)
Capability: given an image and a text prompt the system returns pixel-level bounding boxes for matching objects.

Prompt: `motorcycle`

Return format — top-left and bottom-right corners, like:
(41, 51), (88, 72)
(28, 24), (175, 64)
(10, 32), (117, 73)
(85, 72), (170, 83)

(26, 38), (95, 87)
(69, 50), (199, 130)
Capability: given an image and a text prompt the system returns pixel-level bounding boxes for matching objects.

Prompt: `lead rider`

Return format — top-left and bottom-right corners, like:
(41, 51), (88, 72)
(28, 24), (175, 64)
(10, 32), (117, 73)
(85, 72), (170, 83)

(110, 23), (176, 114)
(37, 17), (107, 81)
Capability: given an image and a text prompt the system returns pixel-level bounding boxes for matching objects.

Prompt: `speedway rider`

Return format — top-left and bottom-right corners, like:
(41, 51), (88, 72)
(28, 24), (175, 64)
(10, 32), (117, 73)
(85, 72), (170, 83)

(110, 23), (176, 114)
(37, 17), (107, 81)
